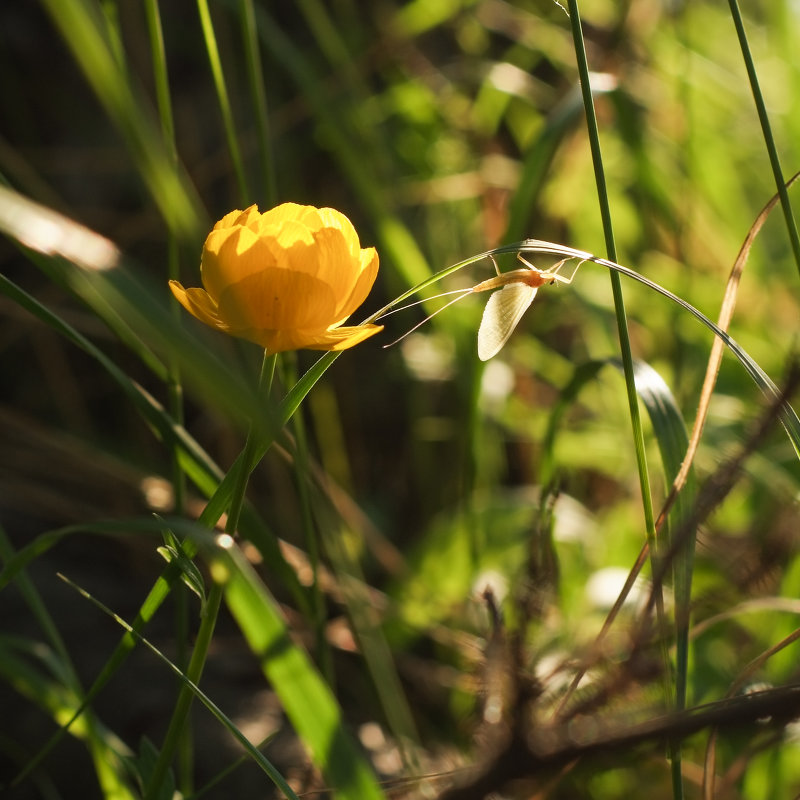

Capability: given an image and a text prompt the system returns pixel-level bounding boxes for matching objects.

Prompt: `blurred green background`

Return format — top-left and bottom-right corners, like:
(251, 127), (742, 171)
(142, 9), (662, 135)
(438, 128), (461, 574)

(1, 1), (799, 798)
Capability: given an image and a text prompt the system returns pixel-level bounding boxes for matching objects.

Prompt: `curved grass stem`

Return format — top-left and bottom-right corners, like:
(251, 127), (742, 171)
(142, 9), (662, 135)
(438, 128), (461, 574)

(366, 237), (800, 456)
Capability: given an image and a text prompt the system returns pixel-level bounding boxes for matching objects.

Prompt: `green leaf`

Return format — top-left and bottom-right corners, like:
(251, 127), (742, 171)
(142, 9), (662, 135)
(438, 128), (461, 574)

(210, 539), (386, 800)
(156, 525), (206, 604)
(126, 737), (176, 800)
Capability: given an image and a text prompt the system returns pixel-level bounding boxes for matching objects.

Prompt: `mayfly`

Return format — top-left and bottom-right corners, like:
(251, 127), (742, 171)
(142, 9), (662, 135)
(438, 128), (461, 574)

(382, 255), (582, 361)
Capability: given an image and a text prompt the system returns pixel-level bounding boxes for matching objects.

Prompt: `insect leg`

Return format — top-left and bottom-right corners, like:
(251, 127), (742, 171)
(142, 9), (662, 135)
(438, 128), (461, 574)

(517, 253), (584, 285)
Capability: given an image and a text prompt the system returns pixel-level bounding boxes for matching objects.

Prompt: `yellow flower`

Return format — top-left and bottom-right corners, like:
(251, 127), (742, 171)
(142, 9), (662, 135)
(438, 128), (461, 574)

(169, 203), (382, 353)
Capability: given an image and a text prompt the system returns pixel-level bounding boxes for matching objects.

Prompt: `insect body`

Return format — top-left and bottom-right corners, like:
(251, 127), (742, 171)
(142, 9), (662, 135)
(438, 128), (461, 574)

(382, 254), (580, 359)
(473, 266), (553, 361)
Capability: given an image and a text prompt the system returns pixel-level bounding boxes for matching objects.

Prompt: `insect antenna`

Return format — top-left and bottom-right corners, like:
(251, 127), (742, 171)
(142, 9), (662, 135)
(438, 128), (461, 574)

(375, 288), (472, 321)
(381, 289), (474, 349)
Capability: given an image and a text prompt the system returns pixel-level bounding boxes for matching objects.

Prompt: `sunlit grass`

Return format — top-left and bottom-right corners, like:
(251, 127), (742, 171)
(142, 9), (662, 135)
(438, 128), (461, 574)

(0, 1), (799, 798)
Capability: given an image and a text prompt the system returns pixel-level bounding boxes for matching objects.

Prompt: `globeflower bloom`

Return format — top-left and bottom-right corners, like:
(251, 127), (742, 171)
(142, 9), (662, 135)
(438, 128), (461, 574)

(169, 203), (382, 353)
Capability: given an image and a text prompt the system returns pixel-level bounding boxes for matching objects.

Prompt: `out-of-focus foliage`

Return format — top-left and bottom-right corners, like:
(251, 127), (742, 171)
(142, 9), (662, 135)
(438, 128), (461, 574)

(1, 0), (799, 797)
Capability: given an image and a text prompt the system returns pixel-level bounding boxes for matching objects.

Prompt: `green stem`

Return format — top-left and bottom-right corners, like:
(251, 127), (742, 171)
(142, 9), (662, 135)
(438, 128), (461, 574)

(565, 3), (657, 575)
(143, 352), (276, 799)
(142, 3), (193, 787)
(568, 0), (656, 560)
(239, 0), (277, 206)
(566, 3), (680, 794)
(143, 582), (223, 800)
(227, 352), (278, 532)
(196, 0), (250, 203)
(282, 356), (333, 683)
(143, 0), (187, 530)
(727, 0), (800, 281)
(40, 0), (203, 242)
(143, 0), (176, 159)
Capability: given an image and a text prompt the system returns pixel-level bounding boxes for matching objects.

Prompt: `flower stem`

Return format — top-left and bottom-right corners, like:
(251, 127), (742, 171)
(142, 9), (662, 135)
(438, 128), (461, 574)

(143, 351), (277, 800)
(143, 583), (223, 800)
(226, 352), (278, 534)
(281, 355), (332, 681)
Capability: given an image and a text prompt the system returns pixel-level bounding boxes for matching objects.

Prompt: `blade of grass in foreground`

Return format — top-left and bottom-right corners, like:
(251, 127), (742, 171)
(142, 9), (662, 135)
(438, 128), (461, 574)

(0, 634), (137, 799)
(0, 529), (138, 800)
(196, 0), (249, 203)
(563, 3), (664, 721)
(57, 574), (302, 800)
(4, 513), (385, 798)
(727, 0), (800, 280)
(210, 536), (386, 800)
(630, 361), (695, 717)
(39, 0), (205, 242)
(542, 359), (695, 721)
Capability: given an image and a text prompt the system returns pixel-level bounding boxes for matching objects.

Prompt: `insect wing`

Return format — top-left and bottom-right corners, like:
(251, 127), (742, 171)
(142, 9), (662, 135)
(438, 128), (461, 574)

(477, 282), (537, 361)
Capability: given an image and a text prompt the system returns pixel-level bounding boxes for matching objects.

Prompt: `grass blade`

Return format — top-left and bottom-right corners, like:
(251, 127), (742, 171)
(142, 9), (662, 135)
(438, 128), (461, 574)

(57, 574), (302, 800)
(39, 0), (204, 241)
(196, 0), (249, 203)
(253, 6), (432, 289)
(630, 361), (696, 716)
(211, 537), (386, 800)
(726, 0), (800, 280)
(563, 3), (661, 665)
(238, 0), (277, 205)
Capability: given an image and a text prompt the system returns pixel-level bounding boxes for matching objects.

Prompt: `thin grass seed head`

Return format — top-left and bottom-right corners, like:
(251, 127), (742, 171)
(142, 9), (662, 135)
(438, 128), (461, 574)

(169, 203), (382, 353)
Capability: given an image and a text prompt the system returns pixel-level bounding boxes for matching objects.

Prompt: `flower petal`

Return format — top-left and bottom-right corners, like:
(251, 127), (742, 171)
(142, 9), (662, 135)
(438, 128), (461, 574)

(316, 207), (361, 259)
(201, 225), (279, 301)
(213, 205), (255, 232)
(278, 224), (349, 283)
(330, 246), (380, 324)
(256, 323), (384, 353)
(169, 281), (229, 333)
(174, 203), (381, 355)
(268, 219), (318, 252)
(257, 202), (313, 228)
(317, 323), (383, 351)
(216, 267), (338, 333)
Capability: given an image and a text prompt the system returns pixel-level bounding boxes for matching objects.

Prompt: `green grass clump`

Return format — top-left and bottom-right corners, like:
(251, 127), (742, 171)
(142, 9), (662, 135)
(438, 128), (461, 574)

(0, 1), (799, 798)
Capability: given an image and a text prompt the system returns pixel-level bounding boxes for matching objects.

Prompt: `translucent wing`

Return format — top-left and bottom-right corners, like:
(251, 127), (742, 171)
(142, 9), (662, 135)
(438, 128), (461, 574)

(477, 282), (538, 361)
